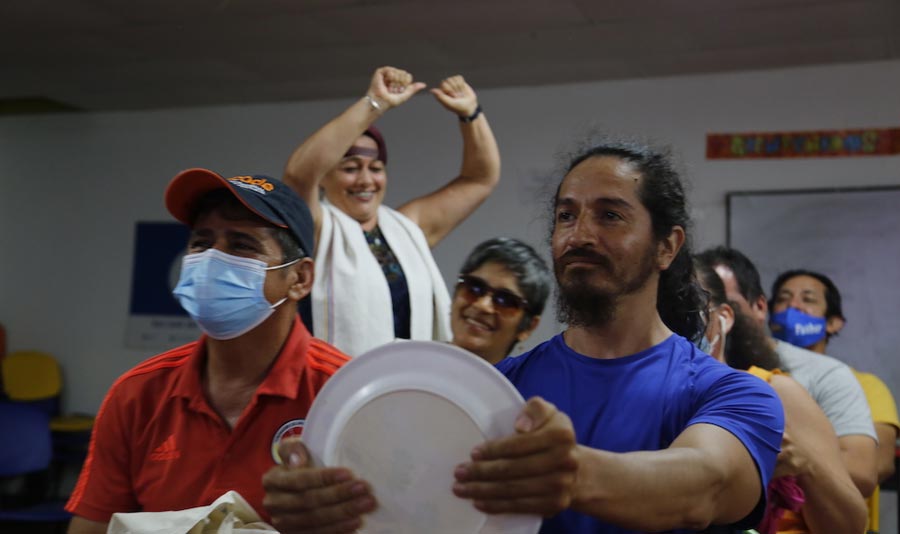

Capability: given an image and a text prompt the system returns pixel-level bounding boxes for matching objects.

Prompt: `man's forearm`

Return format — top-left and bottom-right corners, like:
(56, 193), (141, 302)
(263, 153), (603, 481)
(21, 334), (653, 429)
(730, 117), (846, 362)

(571, 442), (757, 531)
(797, 457), (867, 534)
(839, 435), (879, 497)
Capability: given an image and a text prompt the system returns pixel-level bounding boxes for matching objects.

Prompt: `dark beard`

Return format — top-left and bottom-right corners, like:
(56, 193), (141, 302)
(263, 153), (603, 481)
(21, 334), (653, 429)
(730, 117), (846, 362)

(555, 277), (617, 327)
(554, 245), (657, 328)
(724, 310), (782, 371)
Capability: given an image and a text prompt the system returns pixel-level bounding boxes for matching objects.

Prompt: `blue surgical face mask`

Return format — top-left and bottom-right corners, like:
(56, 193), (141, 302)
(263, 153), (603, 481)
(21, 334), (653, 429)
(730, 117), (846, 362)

(696, 313), (727, 357)
(173, 248), (299, 340)
(770, 307), (827, 348)
(696, 335), (712, 354)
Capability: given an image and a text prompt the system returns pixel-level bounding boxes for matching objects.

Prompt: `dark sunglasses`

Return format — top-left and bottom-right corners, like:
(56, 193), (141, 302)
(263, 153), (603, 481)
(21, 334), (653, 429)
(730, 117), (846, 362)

(455, 274), (528, 315)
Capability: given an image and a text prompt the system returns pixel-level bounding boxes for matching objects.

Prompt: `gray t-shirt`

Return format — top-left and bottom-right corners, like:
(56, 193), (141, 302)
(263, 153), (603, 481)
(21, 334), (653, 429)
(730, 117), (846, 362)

(775, 340), (877, 440)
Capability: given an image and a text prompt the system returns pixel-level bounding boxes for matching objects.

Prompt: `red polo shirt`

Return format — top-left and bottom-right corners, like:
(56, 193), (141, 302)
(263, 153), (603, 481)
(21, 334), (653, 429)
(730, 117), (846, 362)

(66, 316), (349, 522)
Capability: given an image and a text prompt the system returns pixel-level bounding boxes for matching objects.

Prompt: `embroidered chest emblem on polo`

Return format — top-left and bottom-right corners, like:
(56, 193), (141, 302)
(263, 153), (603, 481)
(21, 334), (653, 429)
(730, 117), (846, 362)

(271, 419), (305, 464)
(149, 434), (181, 461)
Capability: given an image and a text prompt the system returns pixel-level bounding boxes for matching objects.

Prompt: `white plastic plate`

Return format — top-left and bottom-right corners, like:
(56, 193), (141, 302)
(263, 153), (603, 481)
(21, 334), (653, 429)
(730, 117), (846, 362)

(302, 340), (540, 534)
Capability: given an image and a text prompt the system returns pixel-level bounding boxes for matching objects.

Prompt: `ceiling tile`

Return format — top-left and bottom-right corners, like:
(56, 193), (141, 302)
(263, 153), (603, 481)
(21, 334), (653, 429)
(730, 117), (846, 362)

(2, 0), (898, 111)
(0, 0), (122, 30)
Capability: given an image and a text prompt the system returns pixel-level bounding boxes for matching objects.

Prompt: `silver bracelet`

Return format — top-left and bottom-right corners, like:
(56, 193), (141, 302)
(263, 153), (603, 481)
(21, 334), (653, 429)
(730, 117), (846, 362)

(365, 94), (382, 112)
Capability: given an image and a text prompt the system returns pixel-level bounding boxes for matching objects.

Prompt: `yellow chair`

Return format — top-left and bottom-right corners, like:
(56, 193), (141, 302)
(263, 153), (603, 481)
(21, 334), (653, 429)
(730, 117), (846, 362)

(2, 350), (62, 404)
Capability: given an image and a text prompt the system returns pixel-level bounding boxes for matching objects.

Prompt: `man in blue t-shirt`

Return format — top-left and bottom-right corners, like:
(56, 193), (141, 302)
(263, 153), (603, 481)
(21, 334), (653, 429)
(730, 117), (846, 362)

(262, 140), (784, 534)
(449, 141), (784, 534)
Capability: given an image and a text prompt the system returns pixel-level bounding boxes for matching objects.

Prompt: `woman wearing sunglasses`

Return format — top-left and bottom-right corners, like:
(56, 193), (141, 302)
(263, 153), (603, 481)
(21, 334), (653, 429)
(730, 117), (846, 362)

(283, 66), (500, 357)
(451, 238), (552, 364)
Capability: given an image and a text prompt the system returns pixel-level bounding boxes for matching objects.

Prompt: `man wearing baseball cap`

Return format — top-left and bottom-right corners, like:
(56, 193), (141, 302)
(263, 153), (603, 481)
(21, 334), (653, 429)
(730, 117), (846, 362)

(66, 169), (352, 533)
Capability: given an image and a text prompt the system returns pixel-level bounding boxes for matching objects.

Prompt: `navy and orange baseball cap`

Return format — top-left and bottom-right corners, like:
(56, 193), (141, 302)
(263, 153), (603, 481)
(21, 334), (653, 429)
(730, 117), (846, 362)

(165, 168), (314, 258)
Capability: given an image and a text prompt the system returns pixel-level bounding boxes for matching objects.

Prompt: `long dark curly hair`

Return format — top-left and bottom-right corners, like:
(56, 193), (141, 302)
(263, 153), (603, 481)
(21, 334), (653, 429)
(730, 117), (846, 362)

(551, 138), (706, 341)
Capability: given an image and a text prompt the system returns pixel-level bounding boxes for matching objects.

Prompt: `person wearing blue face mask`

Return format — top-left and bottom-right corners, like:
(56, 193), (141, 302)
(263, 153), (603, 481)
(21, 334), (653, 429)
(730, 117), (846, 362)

(768, 271), (835, 353)
(66, 169), (361, 534)
(770, 269), (899, 534)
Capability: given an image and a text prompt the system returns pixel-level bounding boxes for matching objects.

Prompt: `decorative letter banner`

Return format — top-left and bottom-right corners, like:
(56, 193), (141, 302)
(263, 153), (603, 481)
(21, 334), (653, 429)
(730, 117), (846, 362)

(707, 128), (900, 159)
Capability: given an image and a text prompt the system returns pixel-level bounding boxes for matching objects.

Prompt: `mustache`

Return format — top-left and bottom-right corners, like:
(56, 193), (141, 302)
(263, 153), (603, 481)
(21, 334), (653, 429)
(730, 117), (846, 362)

(557, 248), (613, 270)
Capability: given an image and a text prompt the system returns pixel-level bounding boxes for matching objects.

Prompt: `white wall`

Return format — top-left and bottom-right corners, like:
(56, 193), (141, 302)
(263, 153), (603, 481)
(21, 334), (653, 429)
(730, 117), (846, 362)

(2, 60), (899, 413)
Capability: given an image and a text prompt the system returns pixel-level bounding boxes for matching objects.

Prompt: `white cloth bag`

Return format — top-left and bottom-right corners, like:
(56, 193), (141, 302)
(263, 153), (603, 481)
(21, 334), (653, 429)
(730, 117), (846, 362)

(106, 491), (278, 534)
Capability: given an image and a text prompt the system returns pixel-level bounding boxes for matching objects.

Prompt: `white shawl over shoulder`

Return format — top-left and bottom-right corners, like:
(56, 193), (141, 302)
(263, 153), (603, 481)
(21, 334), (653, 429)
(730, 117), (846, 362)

(312, 202), (451, 357)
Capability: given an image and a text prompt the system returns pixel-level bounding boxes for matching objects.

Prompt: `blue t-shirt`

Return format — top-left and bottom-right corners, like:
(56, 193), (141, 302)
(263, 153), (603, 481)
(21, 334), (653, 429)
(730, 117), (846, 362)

(496, 333), (784, 534)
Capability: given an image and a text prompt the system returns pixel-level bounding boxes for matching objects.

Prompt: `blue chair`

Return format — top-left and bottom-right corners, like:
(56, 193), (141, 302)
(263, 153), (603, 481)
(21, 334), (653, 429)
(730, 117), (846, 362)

(0, 401), (71, 531)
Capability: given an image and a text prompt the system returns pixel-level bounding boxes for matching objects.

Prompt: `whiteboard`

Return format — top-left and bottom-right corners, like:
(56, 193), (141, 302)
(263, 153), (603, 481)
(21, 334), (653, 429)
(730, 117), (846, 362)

(728, 187), (900, 400)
